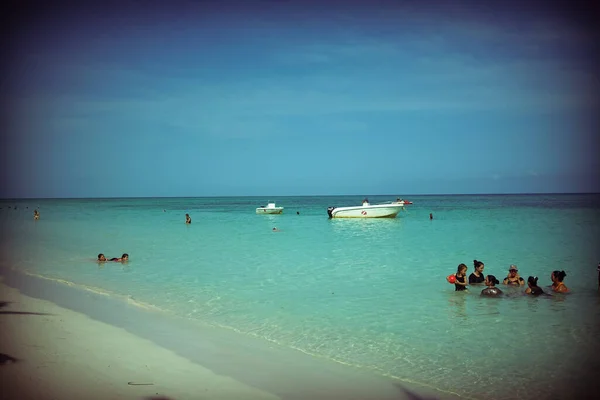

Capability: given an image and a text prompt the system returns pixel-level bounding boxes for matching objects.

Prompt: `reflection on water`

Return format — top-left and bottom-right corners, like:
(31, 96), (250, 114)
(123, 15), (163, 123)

(447, 291), (468, 320)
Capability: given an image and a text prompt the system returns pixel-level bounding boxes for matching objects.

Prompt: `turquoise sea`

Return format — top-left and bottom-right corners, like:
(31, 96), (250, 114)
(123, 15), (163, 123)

(1, 194), (599, 400)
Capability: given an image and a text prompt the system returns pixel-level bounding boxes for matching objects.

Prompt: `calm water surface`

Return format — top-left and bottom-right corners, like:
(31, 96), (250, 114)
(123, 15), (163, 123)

(1, 194), (599, 400)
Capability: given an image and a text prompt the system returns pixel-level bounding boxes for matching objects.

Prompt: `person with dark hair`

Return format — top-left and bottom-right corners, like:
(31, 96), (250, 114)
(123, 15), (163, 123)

(185, 213), (192, 224)
(97, 253), (107, 262)
(469, 260), (485, 284)
(453, 263), (468, 291)
(551, 270), (569, 293)
(109, 253), (129, 262)
(481, 275), (503, 297)
(525, 276), (545, 296)
(503, 265), (525, 286)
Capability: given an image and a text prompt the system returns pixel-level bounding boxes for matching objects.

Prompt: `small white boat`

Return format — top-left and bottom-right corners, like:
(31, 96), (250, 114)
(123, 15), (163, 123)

(256, 202), (284, 214)
(327, 199), (404, 219)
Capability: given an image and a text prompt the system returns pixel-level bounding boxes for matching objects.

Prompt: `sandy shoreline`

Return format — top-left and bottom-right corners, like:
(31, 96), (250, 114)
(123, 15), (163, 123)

(0, 281), (281, 400)
(0, 270), (464, 400)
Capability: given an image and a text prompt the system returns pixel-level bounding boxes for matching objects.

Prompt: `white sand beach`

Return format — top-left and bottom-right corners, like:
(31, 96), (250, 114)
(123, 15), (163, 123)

(0, 282), (281, 400)
(0, 275), (462, 400)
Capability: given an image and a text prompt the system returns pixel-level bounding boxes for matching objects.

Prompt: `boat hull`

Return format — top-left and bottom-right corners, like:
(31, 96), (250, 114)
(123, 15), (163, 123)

(256, 208), (284, 214)
(327, 204), (404, 218)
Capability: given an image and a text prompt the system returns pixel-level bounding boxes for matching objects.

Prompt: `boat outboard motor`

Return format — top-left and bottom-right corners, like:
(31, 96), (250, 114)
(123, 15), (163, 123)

(327, 206), (335, 218)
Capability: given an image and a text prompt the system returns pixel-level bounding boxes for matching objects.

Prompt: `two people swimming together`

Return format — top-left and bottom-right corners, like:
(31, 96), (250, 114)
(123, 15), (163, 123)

(97, 253), (129, 263)
(448, 259), (569, 297)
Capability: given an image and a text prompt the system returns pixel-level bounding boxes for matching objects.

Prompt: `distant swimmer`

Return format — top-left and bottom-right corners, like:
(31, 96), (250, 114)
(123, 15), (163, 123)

(481, 275), (503, 297)
(185, 213), (192, 224)
(430, 213), (433, 220)
(33, 209), (40, 220)
(109, 253), (129, 262)
(551, 270), (569, 293)
(525, 276), (545, 296)
(97, 254), (107, 262)
(297, 211), (300, 215)
(272, 227), (279, 232)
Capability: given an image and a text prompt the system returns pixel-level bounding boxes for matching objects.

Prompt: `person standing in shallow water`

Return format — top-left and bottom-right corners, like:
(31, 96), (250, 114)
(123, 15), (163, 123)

(481, 275), (503, 297)
(551, 270), (569, 293)
(454, 264), (468, 291)
(469, 260), (485, 284)
(525, 276), (545, 296)
(33, 209), (40, 220)
(503, 265), (525, 286)
(185, 214), (191, 224)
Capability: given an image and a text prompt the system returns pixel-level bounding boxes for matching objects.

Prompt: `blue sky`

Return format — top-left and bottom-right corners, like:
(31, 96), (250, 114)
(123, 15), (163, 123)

(1, 0), (598, 198)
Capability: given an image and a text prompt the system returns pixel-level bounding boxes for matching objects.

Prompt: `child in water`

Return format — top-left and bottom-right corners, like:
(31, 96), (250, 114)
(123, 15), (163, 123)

(453, 264), (468, 291)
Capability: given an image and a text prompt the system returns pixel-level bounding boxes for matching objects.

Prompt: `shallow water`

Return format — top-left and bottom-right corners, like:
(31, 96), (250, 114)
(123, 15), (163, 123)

(1, 194), (599, 399)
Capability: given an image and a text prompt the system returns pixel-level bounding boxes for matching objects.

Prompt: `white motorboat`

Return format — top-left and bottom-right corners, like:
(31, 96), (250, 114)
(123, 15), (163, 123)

(256, 202), (284, 214)
(327, 199), (405, 219)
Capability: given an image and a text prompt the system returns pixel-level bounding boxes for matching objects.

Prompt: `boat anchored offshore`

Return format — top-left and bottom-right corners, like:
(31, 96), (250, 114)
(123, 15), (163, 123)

(327, 198), (405, 219)
(256, 202), (284, 214)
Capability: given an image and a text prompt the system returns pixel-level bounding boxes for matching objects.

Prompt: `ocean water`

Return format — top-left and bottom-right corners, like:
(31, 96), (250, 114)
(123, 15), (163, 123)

(1, 194), (599, 400)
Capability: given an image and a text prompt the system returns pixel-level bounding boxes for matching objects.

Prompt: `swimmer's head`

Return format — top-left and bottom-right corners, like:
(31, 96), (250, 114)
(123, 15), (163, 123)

(121, 253), (129, 261)
(97, 253), (106, 261)
(485, 275), (499, 286)
(527, 276), (539, 287)
(473, 259), (484, 272)
(457, 263), (467, 275)
(551, 270), (566, 282)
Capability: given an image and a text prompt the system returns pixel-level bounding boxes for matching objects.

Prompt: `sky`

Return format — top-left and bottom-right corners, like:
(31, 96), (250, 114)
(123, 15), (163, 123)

(1, 0), (598, 198)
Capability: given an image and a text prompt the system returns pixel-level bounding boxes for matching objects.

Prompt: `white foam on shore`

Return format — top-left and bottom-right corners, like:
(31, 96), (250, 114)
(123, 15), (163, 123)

(19, 269), (166, 313)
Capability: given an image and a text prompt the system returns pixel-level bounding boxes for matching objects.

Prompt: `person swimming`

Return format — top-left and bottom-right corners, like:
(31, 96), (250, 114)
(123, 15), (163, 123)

(97, 253), (107, 262)
(109, 253), (129, 262)
(551, 270), (569, 293)
(525, 276), (545, 296)
(481, 275), (503, 297)
(469, 259), (485, 284)
(185, 214), (192, 224)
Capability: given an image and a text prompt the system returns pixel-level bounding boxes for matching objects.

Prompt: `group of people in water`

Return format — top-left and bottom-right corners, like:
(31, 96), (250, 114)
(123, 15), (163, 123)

(97, 253), (129, 263)
(448, 259), (569, 297)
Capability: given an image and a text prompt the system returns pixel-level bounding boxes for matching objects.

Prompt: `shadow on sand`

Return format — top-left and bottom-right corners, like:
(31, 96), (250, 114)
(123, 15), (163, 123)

(142, 397), (176, 400)
(395, 383), (441, 400)
(0, 300), (54, 316)
(0, 353), (20, 365)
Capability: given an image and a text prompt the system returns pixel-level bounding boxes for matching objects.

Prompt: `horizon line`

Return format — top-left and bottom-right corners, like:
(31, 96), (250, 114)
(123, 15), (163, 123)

(1, 191), (599, 201)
